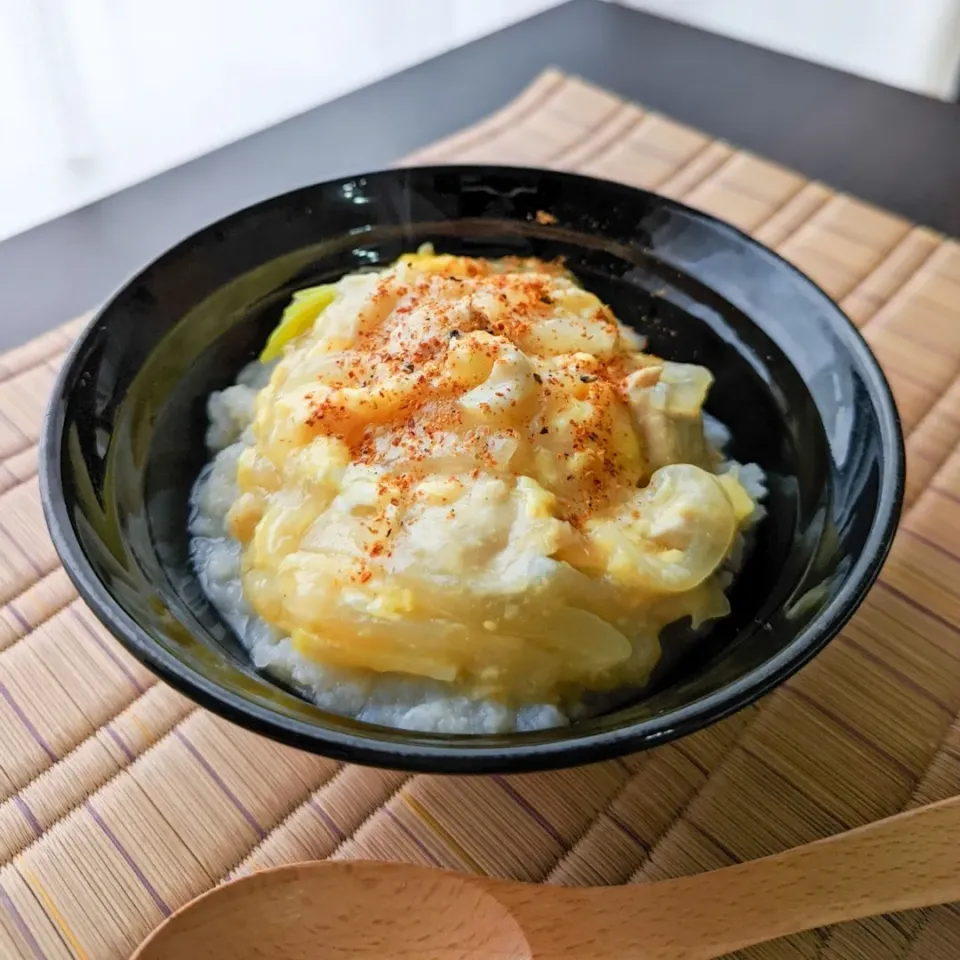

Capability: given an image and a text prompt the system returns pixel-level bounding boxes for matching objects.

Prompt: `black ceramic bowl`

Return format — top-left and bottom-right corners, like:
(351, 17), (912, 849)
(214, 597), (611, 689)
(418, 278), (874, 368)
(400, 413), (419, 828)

(40, 166), (903, 773)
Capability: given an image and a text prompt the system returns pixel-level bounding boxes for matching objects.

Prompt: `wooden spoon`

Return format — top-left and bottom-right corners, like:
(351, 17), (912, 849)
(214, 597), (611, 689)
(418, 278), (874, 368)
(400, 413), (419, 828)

(132, 794), (960, 960)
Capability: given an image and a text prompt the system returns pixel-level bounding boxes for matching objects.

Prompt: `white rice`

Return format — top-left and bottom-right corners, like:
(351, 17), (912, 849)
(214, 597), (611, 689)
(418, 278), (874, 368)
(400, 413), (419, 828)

(189, 366), (766, 734)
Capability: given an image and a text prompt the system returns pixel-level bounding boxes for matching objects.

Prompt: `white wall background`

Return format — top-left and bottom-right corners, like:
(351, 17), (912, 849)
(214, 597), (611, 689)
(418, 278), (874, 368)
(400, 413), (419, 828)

(0, 0), (558, 243)
(1, 0), (958, 246)
(618, 0), (960, 99)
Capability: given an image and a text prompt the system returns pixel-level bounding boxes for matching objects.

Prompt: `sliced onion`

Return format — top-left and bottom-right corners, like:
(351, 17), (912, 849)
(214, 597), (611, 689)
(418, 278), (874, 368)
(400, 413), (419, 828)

(658, 362), (713, 416)
(591, 464), (736, 594)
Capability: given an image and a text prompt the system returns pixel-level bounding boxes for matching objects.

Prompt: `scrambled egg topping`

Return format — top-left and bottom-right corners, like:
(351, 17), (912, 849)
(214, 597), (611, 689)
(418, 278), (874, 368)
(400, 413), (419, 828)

(226, 249), (758, 706)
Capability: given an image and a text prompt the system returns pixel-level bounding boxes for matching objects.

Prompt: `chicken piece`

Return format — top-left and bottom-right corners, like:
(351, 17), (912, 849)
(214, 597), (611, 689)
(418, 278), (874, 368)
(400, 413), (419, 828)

(625, 361), (714, 472)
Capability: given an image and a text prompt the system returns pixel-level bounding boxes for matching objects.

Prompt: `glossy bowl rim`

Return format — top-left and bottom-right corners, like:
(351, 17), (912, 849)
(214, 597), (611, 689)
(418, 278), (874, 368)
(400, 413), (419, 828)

(40, 164), (905, 773)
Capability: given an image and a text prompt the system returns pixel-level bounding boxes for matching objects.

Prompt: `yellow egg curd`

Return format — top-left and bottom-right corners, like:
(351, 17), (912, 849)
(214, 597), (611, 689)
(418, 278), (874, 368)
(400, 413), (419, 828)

(224, 248), (759, 708)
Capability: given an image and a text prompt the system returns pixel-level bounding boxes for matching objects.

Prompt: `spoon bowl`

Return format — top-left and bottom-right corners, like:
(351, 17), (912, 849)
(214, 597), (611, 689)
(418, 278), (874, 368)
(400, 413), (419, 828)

(132, 795), (960, 960)
(134, 862), (530, 960)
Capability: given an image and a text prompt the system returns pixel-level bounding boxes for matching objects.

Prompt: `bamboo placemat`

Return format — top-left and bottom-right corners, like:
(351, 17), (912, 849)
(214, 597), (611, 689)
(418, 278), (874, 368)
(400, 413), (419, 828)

(1, 69), (959, 960)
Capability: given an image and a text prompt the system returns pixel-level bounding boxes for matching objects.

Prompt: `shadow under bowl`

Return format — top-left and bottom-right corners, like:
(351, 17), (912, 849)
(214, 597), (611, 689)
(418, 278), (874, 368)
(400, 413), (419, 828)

(40, 165), (904, 773)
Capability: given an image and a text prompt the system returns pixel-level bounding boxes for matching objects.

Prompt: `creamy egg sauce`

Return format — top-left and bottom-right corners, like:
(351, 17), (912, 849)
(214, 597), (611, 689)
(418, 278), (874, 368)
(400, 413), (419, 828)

(189, 249), (765, 732)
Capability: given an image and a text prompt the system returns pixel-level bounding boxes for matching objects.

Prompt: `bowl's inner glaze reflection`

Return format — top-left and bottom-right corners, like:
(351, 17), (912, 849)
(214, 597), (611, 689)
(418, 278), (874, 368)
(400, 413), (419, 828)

(49, 167), (900, 771)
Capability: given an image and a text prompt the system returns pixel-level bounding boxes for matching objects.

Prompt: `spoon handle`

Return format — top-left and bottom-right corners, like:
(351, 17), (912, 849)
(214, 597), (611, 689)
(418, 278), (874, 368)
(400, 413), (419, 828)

(500, 794), (960, 960)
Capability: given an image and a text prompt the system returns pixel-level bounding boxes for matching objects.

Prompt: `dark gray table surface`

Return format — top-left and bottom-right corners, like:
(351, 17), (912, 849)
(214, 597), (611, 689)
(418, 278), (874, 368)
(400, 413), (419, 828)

(1, 0), (958, 350)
